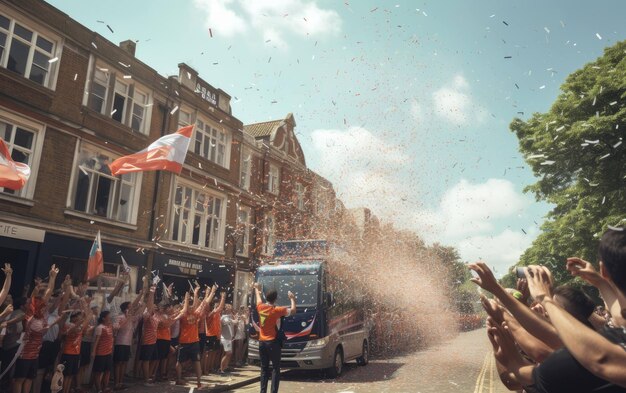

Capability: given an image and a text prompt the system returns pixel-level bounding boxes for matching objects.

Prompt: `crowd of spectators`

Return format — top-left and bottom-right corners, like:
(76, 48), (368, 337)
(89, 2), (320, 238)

(0, 269), (251, 393)
(469, 228), (626, 393)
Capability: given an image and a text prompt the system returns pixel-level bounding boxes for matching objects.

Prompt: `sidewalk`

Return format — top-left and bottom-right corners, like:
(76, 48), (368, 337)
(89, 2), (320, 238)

(120, 365), (261, 392)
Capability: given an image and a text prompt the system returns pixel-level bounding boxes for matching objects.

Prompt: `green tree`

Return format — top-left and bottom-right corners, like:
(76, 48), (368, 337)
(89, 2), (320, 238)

(510, 40), (626, 285)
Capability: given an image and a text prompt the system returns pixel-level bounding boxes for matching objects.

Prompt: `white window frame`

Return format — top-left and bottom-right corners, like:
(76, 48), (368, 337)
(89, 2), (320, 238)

(169, 180), (227, 253)
(240, 147), (251, 191)
(236, 205), (252, 257)
(177, 107), (193, 129)
(268, 164), (280, 195)
(83, 58), (153, 135)
(295, 182), (305, 211)
(66, 140), (143, 225)
(194, 115), (231, 168)
(0, 10), (62, 90)
(0, 108), (45, 200)
(262, 213), (275, 256)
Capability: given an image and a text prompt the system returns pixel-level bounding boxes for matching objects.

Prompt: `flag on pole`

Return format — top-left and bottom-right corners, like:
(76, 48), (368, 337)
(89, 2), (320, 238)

(108, 125), (194, 176)
(0, 139), (30, 190)
(86, 231), (104, 281)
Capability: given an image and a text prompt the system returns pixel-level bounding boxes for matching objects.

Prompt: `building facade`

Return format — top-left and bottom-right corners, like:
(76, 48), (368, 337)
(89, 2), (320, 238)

(0, 0), (350, 305)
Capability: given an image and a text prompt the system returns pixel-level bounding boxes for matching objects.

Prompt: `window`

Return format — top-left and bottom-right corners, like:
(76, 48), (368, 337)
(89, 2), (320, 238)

(84, 60), (153, 134)
(194, 117), (229, 167)
(171, 184), (225, 251)
(70, 143), (141, 224)
(236, 206), (252, 256)
(0, 114), (43, 199)
(295, 182), (305, 211)
(89, 69), (109, 114)
(130, 88), (149, 132)
(178, 109), (192, 129)
(262, 213), (275, 255)
(240, 148), (251, 191)
(0, 13), (59, 88)
(268, 164), (280, 195)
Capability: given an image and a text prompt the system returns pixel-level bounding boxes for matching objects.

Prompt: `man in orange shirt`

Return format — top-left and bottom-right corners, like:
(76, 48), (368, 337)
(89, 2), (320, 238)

(253, 282), (296, 393)
(203, 291), (225, 374)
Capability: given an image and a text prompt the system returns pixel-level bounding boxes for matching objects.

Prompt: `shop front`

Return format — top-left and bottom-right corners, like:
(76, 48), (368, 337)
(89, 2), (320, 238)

(153, 252), (236, 302)
(37, 233), (148, 293)
(0, 220), (45, 299)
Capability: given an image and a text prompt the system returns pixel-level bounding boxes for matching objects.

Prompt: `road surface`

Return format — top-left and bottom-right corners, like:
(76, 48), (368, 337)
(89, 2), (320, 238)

(235, 328), (509, 393)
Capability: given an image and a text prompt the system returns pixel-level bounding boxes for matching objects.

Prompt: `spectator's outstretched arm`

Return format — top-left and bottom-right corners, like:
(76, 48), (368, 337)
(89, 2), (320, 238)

(469, 261), (562, 349)
(173, 292), (190, 321)
(196, 286), (216, 316)
(215, 291), (226, 313)
(0, 264), (12, 306)
(145, 285), (156, 314)
(107, 271), (128, 304)
(253, 283), (263, 306)
(502, 312), (553, 362)
(192, 283), (201, 310)
(527, 265), (626, 387)
(486, 317), (535, 388)
(566, 258), (626, 326)
(43, 265), (60, 302)
(287, 291), (296, 316)
(480, 295), (553, 362)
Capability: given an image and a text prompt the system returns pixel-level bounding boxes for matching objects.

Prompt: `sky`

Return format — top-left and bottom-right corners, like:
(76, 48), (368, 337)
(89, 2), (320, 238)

(46, 0), (626, 276)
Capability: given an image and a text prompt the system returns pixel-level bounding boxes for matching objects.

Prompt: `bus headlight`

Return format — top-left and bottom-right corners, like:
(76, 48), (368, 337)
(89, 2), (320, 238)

(305, 336), (329, 349)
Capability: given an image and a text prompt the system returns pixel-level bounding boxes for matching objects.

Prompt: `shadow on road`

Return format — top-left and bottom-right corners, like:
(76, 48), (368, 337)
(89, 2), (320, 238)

(282, 361), (405, 384)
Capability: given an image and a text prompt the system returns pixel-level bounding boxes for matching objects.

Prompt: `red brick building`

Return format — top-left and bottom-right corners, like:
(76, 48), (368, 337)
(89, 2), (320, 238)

(0, 0), (348, 305)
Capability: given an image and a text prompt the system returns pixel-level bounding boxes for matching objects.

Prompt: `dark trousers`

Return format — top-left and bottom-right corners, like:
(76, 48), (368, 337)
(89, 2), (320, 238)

(259, 340), (281, 393)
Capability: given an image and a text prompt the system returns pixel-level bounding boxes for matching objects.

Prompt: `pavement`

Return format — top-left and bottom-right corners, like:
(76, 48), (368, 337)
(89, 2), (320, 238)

(119, 365), (262, 392)
(119, 328), (508, 392)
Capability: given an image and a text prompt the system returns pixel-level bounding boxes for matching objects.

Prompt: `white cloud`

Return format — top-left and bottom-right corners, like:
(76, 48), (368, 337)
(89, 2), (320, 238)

(414, 178), (530, 240)
(458, 229), (536, 277)
(431, 74), (486, 126)
(193, 0), (248, 37)
(193, 0), (341, 46)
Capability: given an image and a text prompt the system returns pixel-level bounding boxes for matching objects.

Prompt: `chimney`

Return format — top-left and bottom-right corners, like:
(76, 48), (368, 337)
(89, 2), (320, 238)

(119, 40), (136, 56)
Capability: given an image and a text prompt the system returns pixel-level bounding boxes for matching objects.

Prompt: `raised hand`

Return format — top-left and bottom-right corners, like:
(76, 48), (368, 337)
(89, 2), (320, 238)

(566, 257), (605, 287)
(480, 295), (504, 324)
(525, 265), (554, 303)
(1, 264), (12, 276)
(287, 291), (295, 300)
(468, 261), (501, 294)
(516, 278), (530, 304)
(49, 264), (59, 278)
(253, 282), (261, 291)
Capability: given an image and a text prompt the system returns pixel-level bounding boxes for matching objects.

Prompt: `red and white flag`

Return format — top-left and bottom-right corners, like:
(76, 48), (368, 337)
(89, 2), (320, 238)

(0, 138), (30, 190)
(86, 231), (104, 282)
(109, 125), (194, 176)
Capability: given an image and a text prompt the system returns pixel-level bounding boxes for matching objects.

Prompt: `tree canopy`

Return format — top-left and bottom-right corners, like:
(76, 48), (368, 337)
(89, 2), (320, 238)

(508, 40), (626, 285)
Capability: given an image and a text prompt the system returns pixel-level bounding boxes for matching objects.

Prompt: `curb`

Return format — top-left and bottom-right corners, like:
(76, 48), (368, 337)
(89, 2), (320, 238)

(208, 374), (260, 392)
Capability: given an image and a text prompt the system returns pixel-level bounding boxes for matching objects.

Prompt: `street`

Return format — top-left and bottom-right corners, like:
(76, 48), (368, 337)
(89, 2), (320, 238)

(236, 328), (509, 393)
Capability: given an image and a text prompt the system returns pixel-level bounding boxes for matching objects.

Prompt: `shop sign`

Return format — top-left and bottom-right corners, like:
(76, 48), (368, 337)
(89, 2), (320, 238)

(195, 81), (218, 106)
(165, 258), (204, 275)
(0, 221), (45, 243)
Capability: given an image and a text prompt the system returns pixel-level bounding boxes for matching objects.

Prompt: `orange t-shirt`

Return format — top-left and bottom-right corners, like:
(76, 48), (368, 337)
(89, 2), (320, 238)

(62, 322), (84, 355)
(257, 303), (288, 342)
(157, 315), (173, 340)
(205, 311), (221, 337)
(179, 313), (200, 345)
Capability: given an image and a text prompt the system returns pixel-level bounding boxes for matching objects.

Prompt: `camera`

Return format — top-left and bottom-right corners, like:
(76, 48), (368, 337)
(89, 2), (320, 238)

(515, 266), (527, 278)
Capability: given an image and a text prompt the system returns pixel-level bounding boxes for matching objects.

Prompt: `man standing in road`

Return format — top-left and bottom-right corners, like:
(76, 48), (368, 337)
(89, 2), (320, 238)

(253, 282), (296, 393)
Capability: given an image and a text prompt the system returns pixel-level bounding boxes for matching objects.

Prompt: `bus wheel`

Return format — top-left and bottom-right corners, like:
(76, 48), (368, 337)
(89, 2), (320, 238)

(356, 340), (369, 366)
(326, 347), (343, 378)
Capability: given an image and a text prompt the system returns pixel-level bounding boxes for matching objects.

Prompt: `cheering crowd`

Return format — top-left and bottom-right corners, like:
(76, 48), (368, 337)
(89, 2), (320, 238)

(470, 228), (626, 392)
(0, 268), (252, 393)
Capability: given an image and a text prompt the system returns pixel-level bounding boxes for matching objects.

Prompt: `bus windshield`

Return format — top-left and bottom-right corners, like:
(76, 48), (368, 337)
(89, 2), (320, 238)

(257, 273), (319, 307)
